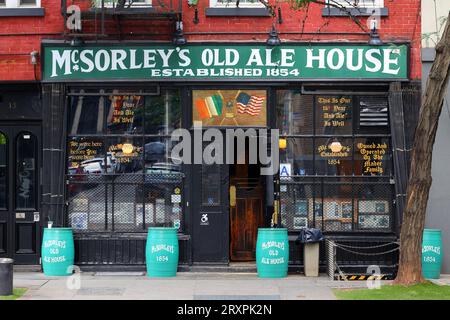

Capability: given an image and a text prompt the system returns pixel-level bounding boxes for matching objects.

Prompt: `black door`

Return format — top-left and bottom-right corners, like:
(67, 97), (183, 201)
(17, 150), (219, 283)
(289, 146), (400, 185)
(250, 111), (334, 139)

(191, 162), (229, 263)
(0, 124), (41, 264)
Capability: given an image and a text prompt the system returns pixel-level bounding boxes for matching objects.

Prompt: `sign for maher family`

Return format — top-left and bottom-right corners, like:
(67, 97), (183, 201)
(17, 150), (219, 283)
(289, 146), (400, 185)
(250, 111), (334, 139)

(42, 44), (408, 81)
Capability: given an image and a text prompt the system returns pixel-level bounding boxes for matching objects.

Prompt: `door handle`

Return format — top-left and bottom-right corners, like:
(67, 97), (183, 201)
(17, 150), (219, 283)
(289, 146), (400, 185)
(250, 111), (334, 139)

(230, 185), (236, 207)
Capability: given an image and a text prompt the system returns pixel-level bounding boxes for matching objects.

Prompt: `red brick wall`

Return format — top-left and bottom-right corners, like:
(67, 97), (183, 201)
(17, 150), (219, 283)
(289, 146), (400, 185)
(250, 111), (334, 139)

(0, 0), (421, 81)
(0, 0), (62, 81)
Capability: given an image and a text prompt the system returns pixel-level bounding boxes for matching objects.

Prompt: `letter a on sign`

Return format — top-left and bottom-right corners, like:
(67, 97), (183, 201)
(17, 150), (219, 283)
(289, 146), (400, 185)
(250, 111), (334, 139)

(280, 163), (291, 177)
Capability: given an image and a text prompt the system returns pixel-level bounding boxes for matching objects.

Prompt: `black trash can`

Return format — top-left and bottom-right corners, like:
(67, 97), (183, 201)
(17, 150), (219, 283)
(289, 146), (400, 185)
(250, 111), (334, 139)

(296, 229), (324, 277)
(0, 258), (13, 296)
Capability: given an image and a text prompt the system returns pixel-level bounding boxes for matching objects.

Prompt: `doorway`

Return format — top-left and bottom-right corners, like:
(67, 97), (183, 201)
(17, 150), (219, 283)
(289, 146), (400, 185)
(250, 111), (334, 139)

(0, 124), (41, 264)
(229, 163), (264, 261)
(229, 136), (265, 262)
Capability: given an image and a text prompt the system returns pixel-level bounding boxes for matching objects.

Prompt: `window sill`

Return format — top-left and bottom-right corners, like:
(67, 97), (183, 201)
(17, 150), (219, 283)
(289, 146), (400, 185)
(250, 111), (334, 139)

(0, 8), (45, 17)
(322, 7), (388, 17)
(205, 7), (271, 17)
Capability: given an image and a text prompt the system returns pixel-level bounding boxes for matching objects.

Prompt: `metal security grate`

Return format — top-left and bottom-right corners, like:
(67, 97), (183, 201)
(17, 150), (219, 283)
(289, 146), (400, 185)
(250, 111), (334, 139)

(359, 97), (389, 127)
(67, 173), (183, 232)
(280, 178), (394, 233)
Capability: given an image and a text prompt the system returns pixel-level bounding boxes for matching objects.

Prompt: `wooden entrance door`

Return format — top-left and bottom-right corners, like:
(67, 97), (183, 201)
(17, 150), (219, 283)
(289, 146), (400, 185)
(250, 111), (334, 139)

(230, 163), (264, 261)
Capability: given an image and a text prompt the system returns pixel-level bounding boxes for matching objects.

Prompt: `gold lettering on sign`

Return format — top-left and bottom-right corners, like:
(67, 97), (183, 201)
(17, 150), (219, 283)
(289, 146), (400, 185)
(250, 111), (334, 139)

(317, 96), (352, 128)
(357, 142), (387, 175)
(317, 144), (351, 158)
(68, 140), (103, 167)
(110, 95), (141, 125)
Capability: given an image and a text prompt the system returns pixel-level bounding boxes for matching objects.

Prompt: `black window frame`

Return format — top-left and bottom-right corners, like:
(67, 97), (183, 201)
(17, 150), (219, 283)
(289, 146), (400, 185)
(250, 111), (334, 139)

(65, 86), (185, 233)
(277, 89), (395, 234)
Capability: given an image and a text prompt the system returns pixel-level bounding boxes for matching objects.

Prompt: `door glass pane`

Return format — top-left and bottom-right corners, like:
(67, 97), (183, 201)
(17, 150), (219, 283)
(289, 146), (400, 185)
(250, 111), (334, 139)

(0, 132), (7, 209)
(16, 133), (37, 210)
(202, 164), (221, 206)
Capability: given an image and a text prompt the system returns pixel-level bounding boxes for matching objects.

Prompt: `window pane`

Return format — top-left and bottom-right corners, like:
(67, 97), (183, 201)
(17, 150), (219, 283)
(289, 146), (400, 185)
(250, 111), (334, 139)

(331, 0), (383, 7)
(106, 95), (144, 134)
(69, 95), (104, 135)
(322, 184), (353, 232)
(107, 137), (143, 174)
(355, 183), (393, 231)
(0, 133), (7, 209)
(145, 89), (181, 135)
(144, 137), (178, 166)
(315, 96), (353, 135)
(276, 91), (313, 135)
(202, 164), (220, 206)
(354, 138), (391, 176)
(216, 0), (261, 5)
(357, 96), (389, 134)
(0, 0), (5, 6)
(280, 184), (314, 230)
(315, 138), (353, 175)
(68, 183), (110, 232)
(68, 137), (105, 174)
(280, 138), (314, 176)
(141, 180), (182, 229)
(16, 133), (37, 210)
(20, 0), (37, 4)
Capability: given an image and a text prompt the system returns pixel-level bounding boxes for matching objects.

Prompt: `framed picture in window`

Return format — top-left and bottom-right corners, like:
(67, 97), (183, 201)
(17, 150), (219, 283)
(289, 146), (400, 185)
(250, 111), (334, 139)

(341, 222), (353, 231)
(375, 201), (388, 213)
(314, 201), (323, 217)
(295, 200), (308, 216)
(326, 220), (341, 231)
(324, 201), (340, 218)
(71, 212), (88, 230)
(341, 202), (353, 218)
(293, 217), (308, 230)
(358, 200), (389, 214)
(358, 215), (390, 229)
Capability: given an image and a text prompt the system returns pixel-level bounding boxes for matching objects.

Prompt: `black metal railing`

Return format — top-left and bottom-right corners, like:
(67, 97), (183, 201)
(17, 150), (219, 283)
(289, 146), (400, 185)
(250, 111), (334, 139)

(61, 0), (182, 39)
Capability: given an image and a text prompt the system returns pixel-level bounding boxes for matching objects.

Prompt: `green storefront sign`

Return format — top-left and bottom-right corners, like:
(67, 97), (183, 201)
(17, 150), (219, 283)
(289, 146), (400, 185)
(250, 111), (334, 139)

(42, 44), (408, 81)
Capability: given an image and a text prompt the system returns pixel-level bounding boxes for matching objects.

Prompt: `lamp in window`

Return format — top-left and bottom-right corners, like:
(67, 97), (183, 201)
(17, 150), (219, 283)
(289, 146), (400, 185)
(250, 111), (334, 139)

(122, 143), (134, 155)
(329, 140), (343, 153)
(267, 24), (281, 46)
(279, 138), (287, 150)
(368, 18), (383, 46)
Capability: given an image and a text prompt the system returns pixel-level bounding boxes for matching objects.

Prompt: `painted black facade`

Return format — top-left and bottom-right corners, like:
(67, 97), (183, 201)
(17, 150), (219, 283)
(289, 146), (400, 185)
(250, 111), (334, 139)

(0, 42), (421, 274)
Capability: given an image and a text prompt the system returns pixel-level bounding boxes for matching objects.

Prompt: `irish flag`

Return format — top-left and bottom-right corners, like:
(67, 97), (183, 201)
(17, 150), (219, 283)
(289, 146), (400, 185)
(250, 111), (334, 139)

(195, 94), (223, 119)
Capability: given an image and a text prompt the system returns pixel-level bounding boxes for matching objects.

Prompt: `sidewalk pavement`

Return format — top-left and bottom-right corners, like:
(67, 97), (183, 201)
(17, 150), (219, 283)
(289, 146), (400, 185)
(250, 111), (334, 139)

(430, 274), (450, 286)
(14, 272), (387, 300)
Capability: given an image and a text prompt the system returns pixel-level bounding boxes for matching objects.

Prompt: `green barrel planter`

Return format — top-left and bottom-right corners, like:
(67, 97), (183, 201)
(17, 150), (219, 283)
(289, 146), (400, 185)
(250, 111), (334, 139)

(422, 229), (442, 279)
(146, 227), (179, 277)
(41, 228), (75, 276)
(256, 228), (289, 278)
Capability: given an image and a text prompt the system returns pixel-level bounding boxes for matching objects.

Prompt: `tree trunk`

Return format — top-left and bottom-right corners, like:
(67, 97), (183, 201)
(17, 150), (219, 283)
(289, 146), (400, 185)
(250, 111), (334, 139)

(395, 13), (450, 285)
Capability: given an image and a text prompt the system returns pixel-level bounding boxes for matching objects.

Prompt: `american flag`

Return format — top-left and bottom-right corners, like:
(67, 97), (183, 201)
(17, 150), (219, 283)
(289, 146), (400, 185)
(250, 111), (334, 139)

(236, 92), (265, 116)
